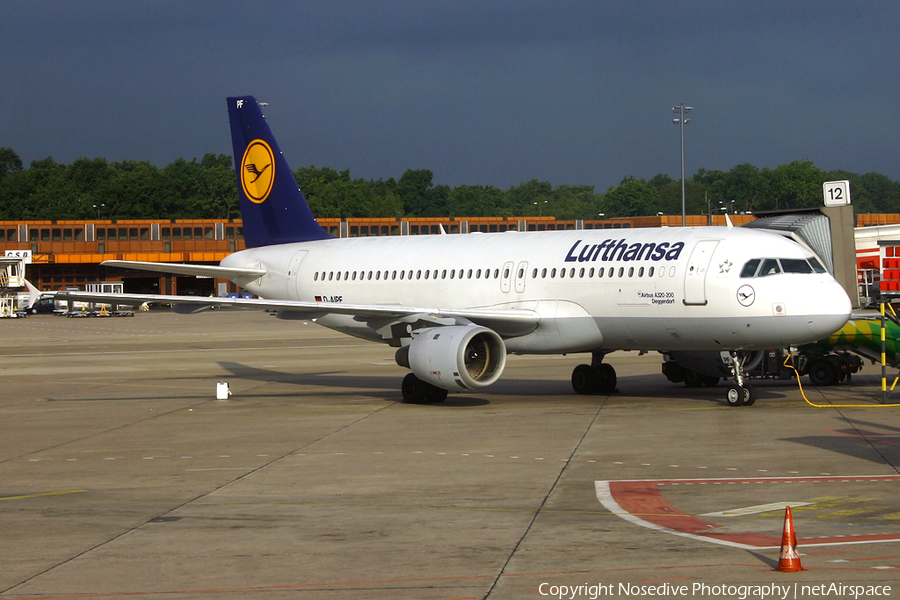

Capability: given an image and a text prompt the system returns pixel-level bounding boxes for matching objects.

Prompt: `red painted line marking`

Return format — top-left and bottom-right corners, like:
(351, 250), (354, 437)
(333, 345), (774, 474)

(597, 475), (900, 549)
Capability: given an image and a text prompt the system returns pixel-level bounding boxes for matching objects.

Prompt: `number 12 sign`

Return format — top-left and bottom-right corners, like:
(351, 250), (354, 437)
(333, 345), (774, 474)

(823, 180), (851, 207)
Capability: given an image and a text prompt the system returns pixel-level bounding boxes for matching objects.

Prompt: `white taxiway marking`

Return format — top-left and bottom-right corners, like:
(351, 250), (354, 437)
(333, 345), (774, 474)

(701, 501), (814, 518)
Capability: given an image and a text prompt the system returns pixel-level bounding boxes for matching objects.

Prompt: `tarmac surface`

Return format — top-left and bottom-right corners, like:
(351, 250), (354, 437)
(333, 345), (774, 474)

(1, 310), (899, 600)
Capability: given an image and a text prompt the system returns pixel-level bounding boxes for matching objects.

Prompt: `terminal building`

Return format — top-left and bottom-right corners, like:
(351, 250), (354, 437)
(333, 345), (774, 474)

(1, 213), (897, 298)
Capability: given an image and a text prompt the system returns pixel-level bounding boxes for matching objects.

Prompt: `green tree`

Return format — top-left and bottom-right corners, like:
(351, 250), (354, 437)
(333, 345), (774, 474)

(599, 177), (656, 217)
(397, 169), (434, 216)
(0, 147), (23, 180)
(553, 184), (601, 220)
(758, 161), (825, 210)
(505, 179), (554, 216)
(447, 185), (504, 217)
(26, 157), (73, 220)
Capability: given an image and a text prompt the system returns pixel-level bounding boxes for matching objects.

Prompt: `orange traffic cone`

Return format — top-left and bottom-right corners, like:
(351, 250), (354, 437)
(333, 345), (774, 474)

(774, 506), (806, 572)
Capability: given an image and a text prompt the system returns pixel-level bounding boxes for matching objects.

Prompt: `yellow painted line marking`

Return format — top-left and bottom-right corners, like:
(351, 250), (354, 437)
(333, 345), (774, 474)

(0, 490), (86, 501)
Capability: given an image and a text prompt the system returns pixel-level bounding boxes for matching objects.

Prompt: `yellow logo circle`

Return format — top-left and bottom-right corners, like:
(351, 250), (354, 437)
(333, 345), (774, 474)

(240, 139), (275, 204)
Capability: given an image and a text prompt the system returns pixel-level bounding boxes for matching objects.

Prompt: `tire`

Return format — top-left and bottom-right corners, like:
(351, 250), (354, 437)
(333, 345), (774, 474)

(807, 359), (838, 386)
(571, 364), (597, 395)
(424, 386), (448, 403)
(401, 373), (426, 403)
(726, 385), (743, 407)
(597, 363), (617, 392)
(741, 384), (756, 406)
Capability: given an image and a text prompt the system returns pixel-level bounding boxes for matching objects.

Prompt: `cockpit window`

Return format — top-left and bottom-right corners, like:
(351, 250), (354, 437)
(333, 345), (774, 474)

(740, 256), (827, 278)
(758, 259), (782, 277)
(809, 257), (827, 273)
(740, 259), (760, 278)
(781, 258), (813, 274)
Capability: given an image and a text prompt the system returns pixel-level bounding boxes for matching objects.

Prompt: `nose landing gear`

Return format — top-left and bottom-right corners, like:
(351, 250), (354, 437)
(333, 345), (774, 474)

(724, 351), (756, 406)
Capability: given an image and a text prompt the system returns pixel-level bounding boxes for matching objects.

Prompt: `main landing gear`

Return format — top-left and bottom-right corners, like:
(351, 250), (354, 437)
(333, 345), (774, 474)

(401, 373), (449, 404)
(571, 352), (618, 395)
(724, 351), (756, 407)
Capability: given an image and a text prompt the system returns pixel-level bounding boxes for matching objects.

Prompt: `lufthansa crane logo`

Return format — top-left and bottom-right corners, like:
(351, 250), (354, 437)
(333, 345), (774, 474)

(240, 139), (275, 204)
(736, 284), (755, 307)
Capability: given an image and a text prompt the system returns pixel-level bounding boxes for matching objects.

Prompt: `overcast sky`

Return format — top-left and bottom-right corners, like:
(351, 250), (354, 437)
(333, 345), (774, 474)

(2, 1), (898, 191)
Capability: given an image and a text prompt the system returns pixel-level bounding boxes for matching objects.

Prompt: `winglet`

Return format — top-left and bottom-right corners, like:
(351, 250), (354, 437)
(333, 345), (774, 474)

(227, 96), (333, 247)
(725, 213), (734, 228)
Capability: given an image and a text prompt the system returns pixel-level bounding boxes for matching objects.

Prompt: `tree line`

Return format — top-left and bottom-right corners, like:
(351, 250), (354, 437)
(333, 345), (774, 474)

(1, 147), (899, 222)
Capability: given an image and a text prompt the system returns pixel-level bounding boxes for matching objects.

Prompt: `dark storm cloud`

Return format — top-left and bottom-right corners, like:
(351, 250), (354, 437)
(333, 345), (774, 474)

(1, 1), (898, 192)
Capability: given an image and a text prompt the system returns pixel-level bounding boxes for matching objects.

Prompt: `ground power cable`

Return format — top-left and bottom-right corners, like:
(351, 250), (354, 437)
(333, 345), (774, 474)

(783, 355), (900, 408)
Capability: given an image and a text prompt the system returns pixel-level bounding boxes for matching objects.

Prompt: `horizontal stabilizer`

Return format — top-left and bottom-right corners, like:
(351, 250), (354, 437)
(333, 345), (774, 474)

(101, 260), (266, 280)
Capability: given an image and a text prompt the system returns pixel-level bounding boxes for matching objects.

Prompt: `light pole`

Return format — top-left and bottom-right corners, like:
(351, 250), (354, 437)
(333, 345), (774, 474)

(672, 104), (693, 227)
(93, 203), (105, 219)
(533, 200), (547, 216)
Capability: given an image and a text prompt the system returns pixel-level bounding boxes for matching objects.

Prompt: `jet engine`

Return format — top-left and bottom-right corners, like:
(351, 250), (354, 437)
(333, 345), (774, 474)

(397, 325), (507, 391)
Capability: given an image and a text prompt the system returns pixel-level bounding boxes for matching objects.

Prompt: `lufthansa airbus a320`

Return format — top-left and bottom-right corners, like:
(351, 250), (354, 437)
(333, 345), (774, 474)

(58, 96), (852, 406)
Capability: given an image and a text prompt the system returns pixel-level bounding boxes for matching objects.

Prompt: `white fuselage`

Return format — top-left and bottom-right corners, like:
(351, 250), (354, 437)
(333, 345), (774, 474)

(222, 227), (851, 354)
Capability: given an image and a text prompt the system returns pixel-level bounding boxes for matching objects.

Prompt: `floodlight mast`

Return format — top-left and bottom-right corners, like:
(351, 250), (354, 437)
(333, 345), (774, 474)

(672, 104), (693, 227)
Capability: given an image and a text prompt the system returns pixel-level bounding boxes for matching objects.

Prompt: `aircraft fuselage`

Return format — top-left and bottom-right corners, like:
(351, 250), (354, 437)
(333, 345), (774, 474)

(223, 226), (850, 355)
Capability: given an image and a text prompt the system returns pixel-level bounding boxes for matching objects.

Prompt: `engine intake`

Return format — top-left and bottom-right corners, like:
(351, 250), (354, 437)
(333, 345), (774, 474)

(396, 325), (507, 391)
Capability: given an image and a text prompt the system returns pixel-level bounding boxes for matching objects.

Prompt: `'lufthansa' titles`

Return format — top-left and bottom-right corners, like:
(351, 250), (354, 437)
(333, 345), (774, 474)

(240, 139), (275, 204)
(564, 239), (684, 263)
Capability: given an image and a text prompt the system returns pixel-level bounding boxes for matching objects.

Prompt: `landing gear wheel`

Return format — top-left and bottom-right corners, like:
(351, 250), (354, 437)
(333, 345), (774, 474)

(571, 364), (598, 395)
(596, 363), (617, 393)
(424, 386), (448, 403)
(402, 373), (426, 403)
(726, 384), (755, 406)
(401, 373), (448, 404)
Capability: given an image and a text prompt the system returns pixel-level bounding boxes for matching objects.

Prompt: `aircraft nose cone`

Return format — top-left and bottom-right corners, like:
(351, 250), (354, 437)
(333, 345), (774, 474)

(807, 281), (852, 338)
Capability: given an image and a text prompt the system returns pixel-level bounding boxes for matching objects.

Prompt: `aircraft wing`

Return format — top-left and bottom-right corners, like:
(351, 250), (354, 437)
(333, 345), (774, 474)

(101, 260), (266, 280)
(53, 291), (540, 337)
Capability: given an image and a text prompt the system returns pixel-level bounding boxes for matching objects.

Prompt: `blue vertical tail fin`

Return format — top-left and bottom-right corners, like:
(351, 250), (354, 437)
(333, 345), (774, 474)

(227, 96), (332, 247)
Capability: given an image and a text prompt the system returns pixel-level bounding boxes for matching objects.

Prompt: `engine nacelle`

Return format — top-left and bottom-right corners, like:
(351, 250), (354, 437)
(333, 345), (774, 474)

(398, 325), (507, 392)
